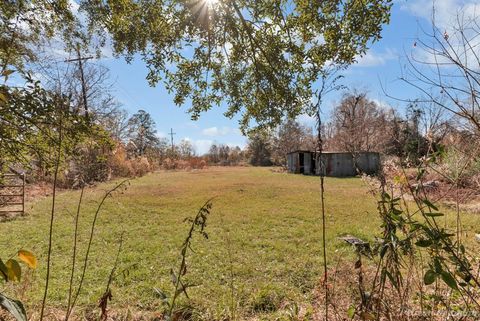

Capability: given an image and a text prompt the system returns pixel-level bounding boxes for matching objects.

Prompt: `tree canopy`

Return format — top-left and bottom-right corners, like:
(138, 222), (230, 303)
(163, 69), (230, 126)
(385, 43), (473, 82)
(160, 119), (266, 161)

(82, 0), (392, 132)
(0, 0), (393, 173)
(127, 109), (160, 156)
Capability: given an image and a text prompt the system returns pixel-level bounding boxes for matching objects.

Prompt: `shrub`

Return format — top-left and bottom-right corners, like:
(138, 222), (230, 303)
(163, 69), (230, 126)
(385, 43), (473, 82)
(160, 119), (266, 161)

(61, 137), (114, 188)
(131, 157), (151, 176)
(108, 143), (134, 178)
(161, 157), (208, 171)
(439, 148), (480, 187)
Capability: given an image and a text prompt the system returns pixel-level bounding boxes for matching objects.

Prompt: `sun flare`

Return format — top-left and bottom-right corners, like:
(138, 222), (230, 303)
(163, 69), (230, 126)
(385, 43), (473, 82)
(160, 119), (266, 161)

(204, 0), (219, 8)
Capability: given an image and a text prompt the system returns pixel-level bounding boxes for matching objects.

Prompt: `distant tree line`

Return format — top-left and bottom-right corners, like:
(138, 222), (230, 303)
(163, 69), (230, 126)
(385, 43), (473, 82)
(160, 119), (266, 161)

(324, 90), (452, 164)
(242, 88), (477, 168)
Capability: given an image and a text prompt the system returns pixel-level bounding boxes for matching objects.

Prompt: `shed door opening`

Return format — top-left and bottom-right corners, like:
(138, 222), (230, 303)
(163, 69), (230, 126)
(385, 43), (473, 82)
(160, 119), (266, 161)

(311, 154), (316, 175)
(299, 153), (304, 173)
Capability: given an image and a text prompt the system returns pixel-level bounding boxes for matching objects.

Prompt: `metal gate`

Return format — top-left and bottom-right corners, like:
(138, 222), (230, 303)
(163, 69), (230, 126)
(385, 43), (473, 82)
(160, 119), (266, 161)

(0, 172), (26, 217)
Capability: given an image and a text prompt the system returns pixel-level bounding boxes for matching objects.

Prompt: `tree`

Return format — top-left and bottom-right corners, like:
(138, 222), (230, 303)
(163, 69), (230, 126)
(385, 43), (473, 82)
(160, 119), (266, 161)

(82, 0), (392, 132)
(207, 144), (219, 164)
(228, 146), (244, 165)
(401, 101), (429, 161)
(178, 139), (196, 159)
(126, 110), (160, 157)
(36, 57), (132, 142)
(0, 1), (84, 169)
(383, 110), (405, 156)
(418, 99), (449, 145)
(329, 91), (391, 153)
(401, 11), (480, 136)
(218, 145), (230, 165)
(98, 103), (130, 141)
(1, 1), (78, 75)
(247, 131), (272, 166)
(271, 119), (315, 165)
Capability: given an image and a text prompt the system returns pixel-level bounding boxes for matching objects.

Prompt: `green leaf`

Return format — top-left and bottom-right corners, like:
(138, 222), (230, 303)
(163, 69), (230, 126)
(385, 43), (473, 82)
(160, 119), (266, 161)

(0, 292), (27, 321)
(6, 259), (21, 282)
(433, 258), (442, 273)
(153, 288), (168, 301)
(346, 305), (355, 318)
(415, 239), (432, 247)
(422, 199), (439, 211)
(385, 270), (399, 291)
(425, 212), (444, 217)
(424, 270), (436, 285)
(380, 245), (388, 258)
(441, 271), (458, 291)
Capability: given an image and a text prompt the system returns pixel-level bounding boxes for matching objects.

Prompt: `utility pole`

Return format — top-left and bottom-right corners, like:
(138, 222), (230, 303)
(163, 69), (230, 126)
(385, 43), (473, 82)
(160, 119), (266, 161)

(65, 47), (93, 121)
(169, 128), (176, 151)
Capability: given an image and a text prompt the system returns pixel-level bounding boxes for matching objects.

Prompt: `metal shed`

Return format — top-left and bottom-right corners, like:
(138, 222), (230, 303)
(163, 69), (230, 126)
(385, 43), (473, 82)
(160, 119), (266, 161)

(286, 150), (316, 174)
(286, 151), (380, 177)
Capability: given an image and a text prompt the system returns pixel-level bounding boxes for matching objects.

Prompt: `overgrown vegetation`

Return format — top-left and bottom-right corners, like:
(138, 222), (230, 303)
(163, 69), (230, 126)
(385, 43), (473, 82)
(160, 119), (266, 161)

(5, 0), (480, 320)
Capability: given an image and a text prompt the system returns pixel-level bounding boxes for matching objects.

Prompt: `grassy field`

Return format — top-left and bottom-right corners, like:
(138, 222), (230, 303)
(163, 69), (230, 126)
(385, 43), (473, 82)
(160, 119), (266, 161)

(1, 167), (479, 320)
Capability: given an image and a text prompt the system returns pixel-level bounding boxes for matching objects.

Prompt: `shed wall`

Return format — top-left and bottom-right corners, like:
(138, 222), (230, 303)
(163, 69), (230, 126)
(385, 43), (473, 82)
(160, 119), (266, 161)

(303, 153), (312, 175)
(286, 153), (299, 173)
(288, 151), (380, 177)
(316, 152), (380, 177)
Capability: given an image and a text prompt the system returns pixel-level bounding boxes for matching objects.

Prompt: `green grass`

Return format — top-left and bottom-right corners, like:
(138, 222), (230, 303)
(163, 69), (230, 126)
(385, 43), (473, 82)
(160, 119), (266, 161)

(0, 167), (478, 320)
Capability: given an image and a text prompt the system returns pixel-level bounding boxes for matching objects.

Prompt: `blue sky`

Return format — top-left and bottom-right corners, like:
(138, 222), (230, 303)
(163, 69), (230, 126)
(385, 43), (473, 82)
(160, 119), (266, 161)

(95, 0), (472, 154)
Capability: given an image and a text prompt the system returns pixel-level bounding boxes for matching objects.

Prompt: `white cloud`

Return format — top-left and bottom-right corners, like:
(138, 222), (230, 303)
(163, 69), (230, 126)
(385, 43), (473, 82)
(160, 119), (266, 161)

(401, 0), (480, 31)
(180, 137), (245, 155)
(225, 141), (247, 149)
(354, 48), (398, 67)
(401, 1), (480, 71)
(201, 126), (239, 136)
(190, 139), (214, 155)
(372, 99), (394, 112)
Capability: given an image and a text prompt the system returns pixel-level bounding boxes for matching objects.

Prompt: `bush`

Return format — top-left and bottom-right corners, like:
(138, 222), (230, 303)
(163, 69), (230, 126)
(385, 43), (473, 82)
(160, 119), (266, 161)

(108, 144), (134, 178)
(61, 137), (114, 188)
(438, 148), (480, 187)
(131, 157), (151, 176)
(161, 157), (208, 170)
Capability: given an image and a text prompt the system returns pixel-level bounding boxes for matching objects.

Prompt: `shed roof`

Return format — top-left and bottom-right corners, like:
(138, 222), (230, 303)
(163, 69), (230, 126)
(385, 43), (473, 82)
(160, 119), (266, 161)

(286, 150), (380, 155)
(286, 150), (313, 154)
